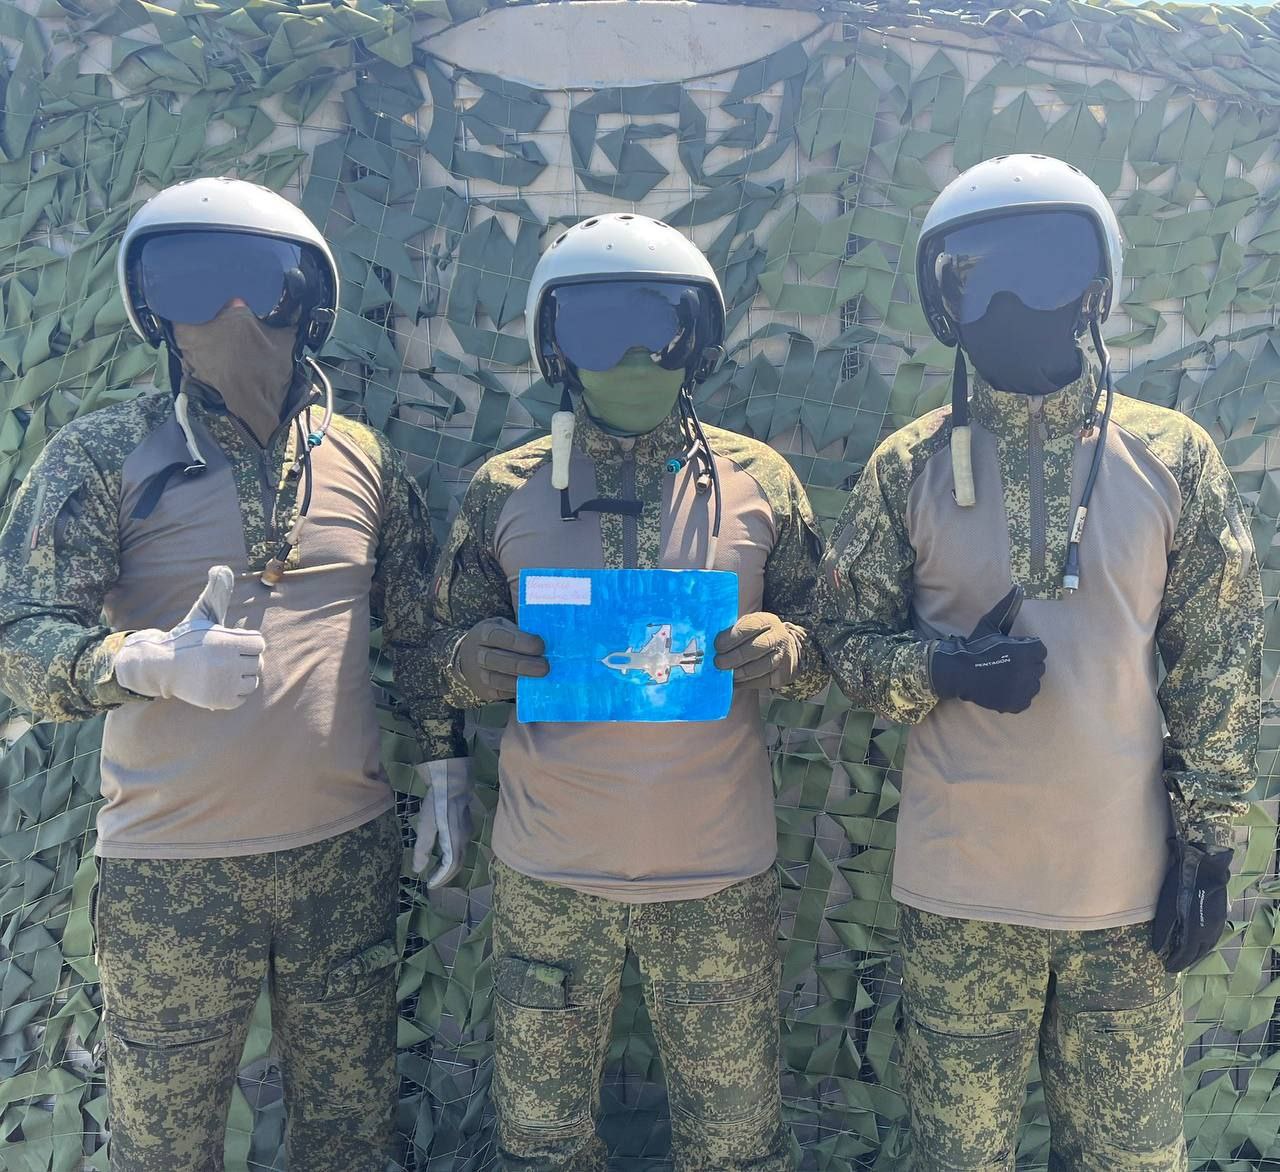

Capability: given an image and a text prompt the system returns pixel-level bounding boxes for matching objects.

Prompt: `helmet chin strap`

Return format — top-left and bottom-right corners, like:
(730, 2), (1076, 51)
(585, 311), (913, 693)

(677, 383), (722, 570)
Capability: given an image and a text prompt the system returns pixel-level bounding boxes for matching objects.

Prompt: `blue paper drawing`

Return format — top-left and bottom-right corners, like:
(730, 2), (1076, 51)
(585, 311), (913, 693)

(516, 568), (738, 723)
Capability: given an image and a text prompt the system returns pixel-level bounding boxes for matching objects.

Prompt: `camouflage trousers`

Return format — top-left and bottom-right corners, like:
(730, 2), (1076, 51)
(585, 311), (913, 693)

(94, 810), (401, 1172)
(490, 859), (791, 1171)
(899, 904), (1187, 1172)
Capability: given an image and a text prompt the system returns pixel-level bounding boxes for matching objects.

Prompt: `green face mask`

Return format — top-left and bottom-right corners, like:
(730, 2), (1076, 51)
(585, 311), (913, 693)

(578, 351), (686, 436)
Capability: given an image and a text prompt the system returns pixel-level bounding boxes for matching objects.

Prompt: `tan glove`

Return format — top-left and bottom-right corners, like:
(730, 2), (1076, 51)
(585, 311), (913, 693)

(713, 612), (800, 689)
(454, 617), (548, 702)
(114, 566), (264, 710)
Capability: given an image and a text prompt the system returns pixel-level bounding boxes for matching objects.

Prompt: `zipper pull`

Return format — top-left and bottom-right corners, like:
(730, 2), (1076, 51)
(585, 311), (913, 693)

(1028, 399), (1048, 441)
(24, 482), (46, 558)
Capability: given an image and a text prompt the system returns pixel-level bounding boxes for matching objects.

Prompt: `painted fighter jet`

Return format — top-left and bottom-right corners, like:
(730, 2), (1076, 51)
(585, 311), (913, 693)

(601, 624), (702, 684)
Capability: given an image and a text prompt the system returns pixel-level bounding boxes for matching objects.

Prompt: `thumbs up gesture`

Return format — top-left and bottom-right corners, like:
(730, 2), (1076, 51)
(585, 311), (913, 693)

(113, 566), (266, 710)
(927, 585), (1047, 714)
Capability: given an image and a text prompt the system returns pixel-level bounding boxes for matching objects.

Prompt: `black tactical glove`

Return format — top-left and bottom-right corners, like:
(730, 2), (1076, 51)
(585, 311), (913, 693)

(928, 585), (1047, 714)
(454, 617), (549, 702)
(1151, 835), (1232, 973)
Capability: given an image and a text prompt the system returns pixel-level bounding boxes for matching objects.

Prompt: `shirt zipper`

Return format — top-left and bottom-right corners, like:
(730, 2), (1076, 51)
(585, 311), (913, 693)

(622, 449), (638, 569)
(228, 411), (301, 553)
(1028, 398), (1047, 578)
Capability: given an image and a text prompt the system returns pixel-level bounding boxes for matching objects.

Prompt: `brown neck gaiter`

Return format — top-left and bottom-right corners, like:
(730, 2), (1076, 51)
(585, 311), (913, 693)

(173, 306), (298, 446)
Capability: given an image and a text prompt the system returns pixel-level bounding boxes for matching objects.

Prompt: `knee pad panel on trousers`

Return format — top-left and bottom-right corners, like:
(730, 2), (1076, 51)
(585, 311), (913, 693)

(493, 955), (609, 1134)
(1048, 988), (1186, 1167)
(903, 1001), (1038, 1171)
(667, 1102), (791, 1171)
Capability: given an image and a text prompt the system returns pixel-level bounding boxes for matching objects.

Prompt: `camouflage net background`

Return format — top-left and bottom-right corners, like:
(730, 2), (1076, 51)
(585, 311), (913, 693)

(0, 0), (1278, 1168)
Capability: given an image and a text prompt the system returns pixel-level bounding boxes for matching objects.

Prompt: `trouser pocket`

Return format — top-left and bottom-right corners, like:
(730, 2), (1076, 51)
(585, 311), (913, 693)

(492, 955), (609, 1134)
(902, 1001), (1038, 1171)
(105, 1013), (246, 1172)
(272, 936), (399, 1172)
(1044, 986), (1186, 1169)
(321, 938), (398, 1001)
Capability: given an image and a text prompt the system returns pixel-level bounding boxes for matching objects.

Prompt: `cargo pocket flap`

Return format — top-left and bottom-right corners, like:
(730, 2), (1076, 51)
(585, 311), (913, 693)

(1075, 987), (1181, 1034)
(323, 938), (397, 1001)
(494, 956), (569, 1009)
(906, 1000), (1036, 1039)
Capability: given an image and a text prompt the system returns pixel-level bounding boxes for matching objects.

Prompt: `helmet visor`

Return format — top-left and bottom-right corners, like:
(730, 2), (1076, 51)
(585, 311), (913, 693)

(542, 280), (722, 372)
(932, 211), (1105, 326)
(134, 231), (317, 328)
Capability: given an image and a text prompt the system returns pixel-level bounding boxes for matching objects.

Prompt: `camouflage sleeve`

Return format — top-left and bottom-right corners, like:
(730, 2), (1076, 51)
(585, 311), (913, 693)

(374, 444), (465, 762)
(1156, 440), (1263, 850)
(814, 444), (937, 725)
(762, 465), (829, 700)
(0, 428), (137, 720)
(425, 463), (516, 711)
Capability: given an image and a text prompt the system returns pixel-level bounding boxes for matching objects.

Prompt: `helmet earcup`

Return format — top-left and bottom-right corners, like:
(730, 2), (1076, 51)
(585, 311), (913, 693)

(692, 344), (726, 383)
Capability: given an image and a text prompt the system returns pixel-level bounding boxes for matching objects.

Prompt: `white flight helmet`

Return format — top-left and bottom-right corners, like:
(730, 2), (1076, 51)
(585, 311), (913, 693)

(525, 214), (728, 553)
(916, 154), (1124, 346)
(117, 177), (340, 351)
(524, 212), (726, 385)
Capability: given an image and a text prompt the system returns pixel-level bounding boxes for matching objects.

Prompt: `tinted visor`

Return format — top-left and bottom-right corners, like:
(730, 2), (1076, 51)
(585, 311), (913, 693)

(932, 211), (1104, 325)
(543, 280), (721, 372)
(134, 231), (315, 327)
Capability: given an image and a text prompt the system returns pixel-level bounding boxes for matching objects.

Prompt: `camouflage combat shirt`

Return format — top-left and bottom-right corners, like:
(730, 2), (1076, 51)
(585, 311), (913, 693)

(428, 402), (828, 902)
(0, 376), (460, 857)
(817, 368), (1262, 930)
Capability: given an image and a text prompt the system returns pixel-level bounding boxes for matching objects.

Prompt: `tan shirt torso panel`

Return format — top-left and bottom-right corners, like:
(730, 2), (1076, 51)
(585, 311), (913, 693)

(895, 420), (1181, 928)
(97, 415), (390, 858)
(489, 446), (780, 902)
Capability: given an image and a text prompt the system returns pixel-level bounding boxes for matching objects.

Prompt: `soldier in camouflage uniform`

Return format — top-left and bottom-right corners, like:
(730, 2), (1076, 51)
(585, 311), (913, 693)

(816, 156), (1262, 1171)
(426, 214), (827, 1169)
(0, 179), (463, 1171)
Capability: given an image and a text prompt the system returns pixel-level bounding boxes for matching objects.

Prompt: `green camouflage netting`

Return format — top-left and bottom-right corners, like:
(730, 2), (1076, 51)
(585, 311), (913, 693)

(0, 1), (1277, 1168)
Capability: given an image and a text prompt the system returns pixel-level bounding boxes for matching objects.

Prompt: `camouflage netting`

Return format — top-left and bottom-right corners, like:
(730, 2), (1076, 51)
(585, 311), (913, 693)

(0, 0), (1278, 1168)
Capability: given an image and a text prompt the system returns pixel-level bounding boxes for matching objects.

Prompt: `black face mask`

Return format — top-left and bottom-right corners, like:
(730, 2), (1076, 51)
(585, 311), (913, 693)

(957, 292), (1083, 396)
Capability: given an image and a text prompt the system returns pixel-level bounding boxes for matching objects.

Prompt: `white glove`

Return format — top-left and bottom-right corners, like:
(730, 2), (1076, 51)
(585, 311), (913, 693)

(412, 758), (473, 888)
(114, 566), (265, 711)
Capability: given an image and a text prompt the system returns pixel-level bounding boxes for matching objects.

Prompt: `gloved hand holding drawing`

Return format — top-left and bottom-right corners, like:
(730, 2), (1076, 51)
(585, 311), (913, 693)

(455, 616), (549, 702)
(713, 611), (801, 688)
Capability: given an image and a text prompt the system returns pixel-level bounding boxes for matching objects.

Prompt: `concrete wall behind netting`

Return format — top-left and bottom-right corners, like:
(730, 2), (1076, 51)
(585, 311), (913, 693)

(0, 1), (1277, 1168)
